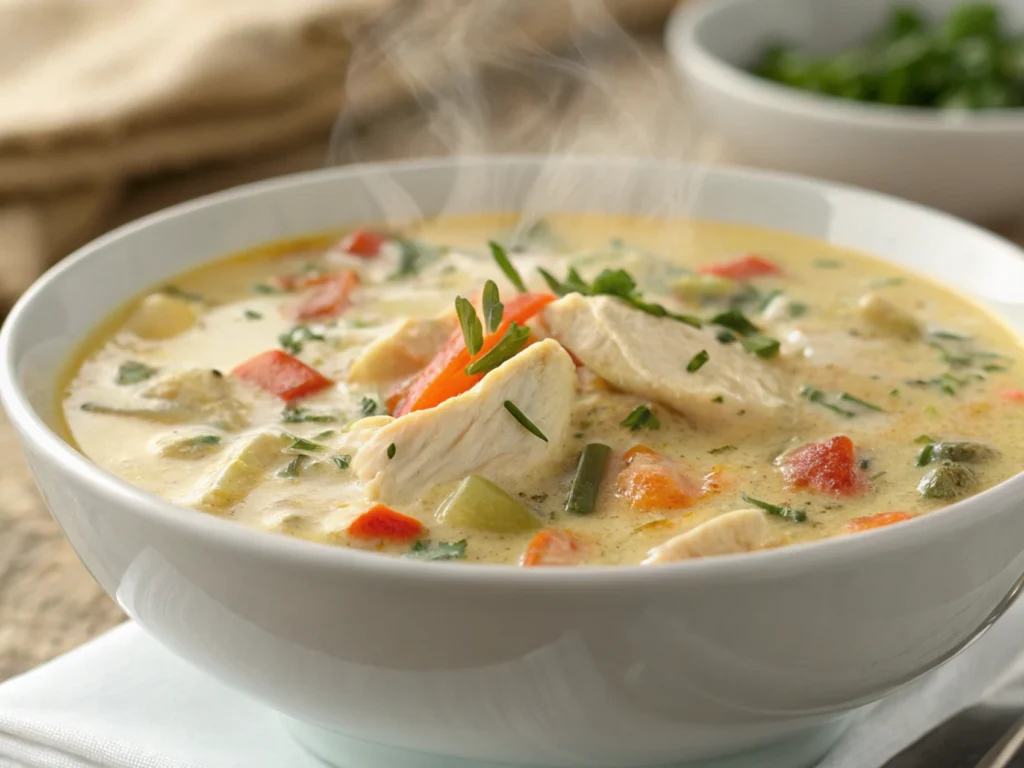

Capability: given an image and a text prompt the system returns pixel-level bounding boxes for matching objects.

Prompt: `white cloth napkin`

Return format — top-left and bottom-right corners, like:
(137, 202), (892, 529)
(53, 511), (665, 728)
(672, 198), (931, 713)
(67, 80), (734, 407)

(4, 603), (1024, 768)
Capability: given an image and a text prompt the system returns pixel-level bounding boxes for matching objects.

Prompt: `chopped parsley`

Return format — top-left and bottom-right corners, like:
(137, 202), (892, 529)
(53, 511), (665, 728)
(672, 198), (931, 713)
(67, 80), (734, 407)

(116, 361), (158, 385)
(716, 329), (737, 344)
(277, 455), (307, 478)
(742, 493), (807, 522)
(360, 397), (380, 417)
(915, 434), (936, 444)
(482, 279), (504, 333)
(243, 309), (263, 320)
(162, 285), (203, 302)
(490, 241), (527, 292)
(709, 445), (736, 454)
(621, 405), (660, 431)
(504, 400), (548, 442)
(455, 296), (483, 356)
(788, 301), (809, 318)
(180, 434), (221, 451)
(712, 395), (725, 403)
(710, 309), (759, 336)
(389, 238), (427, 280)
(331, 454), (352, 470)
(464, 322), (530, 376)
(838, 392), (885, 412)
(281, 407), (336, 424)
(917, 443), (935, 466)
(279, 325), (325, 355)
(800, 385), (856, 417)
(404, 539), (468, 561)
(687, 349), (710, 373)
(312, 429), (336, 440)
(741, 334), (780, 359)
(251, 283), (284, 295)
(387, 443), (396, 460)
(289, 438), (324, 453)
(869, 277), (905, 289)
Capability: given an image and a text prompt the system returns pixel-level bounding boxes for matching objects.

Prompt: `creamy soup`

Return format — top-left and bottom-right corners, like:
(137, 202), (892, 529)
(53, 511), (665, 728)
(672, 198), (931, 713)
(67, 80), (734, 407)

(61, 214), (1024, 566)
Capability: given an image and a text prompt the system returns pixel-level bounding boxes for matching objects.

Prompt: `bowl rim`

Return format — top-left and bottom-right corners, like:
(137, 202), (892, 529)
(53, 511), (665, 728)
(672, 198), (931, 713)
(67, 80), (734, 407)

(3, 153), (1024, 589)
(667, 0), (1024, 133)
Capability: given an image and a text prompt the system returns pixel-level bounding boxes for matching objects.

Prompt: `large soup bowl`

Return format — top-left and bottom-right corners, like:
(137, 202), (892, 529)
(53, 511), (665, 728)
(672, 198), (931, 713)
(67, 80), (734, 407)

(3, 157), (1024, 768)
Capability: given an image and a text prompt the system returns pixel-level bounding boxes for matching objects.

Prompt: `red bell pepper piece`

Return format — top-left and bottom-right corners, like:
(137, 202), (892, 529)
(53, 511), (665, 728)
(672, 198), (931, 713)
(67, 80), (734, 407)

(699, 254), (781, 279)
(339, 229), (386, 258)
(293, 270), (359, 321)
(846, 511), (912, 533)
(348, 504), (425, 541)
(521, 530), (583, 566)
(779, 435), (865, 496)
(232, 350), (332, 402)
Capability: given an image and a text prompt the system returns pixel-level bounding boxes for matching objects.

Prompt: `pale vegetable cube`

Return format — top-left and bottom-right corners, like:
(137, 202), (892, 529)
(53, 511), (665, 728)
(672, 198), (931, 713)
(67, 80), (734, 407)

(187, 431), (291, 510)
(857, 292), (921, 339)
(436, 475), (542, 533)
(673, 274), (737, 303)
(127, 293), (198, 340)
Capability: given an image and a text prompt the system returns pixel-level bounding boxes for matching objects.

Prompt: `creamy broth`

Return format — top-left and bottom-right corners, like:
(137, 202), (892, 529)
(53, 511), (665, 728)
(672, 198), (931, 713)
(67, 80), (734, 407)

(61, 214), (1024, 566)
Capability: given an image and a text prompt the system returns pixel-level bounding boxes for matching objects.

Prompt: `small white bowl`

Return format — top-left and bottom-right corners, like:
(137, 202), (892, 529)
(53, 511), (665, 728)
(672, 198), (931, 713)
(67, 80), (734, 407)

(667, 0), (1024, 223)
(4, 157), (1024, 768)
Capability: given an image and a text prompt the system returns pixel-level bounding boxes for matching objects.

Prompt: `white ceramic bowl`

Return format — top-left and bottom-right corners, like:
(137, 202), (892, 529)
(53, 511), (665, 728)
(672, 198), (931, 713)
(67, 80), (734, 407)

(4, 157), (1024, 768)
(667, 0), (1024, 224)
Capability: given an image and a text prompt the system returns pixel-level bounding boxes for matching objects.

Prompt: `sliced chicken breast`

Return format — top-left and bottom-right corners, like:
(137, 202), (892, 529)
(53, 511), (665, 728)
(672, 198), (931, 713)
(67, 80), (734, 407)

(348, 313), (456, 384)
(543, 294), (788, 428)
(642, 508), (770, 564)
(354, 339), (575, 505)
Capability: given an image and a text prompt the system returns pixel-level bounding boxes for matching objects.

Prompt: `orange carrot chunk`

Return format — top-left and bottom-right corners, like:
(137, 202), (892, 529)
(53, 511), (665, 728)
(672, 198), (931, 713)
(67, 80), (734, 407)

(778, 435), (865, 497)
(846, 511), (913, 533)
(340, 229), (386, 258)
(348, 504), (425, 541)
(293, 270), (359, 321)
(521, 530), (583, 566)
(698, 254), (781, 279)
(616, 450), (700, 511)
(1002, 389), (1024, 402)
(232, 350), (332, 402)
(393, 292), (556, 416)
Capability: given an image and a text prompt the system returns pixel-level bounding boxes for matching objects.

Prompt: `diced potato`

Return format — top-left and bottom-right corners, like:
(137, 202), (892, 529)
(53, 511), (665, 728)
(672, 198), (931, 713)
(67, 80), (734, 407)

(436, 475), (542, 533)
(857, 292), (921, 339)
(187, 431), (291, 510)
(126, 293), (198, 340)
(673, 274), (738, 303)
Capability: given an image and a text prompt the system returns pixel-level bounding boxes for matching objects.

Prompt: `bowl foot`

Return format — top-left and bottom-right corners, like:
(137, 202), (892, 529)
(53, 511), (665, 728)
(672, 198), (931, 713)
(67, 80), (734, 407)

(284, 714), (851, 768)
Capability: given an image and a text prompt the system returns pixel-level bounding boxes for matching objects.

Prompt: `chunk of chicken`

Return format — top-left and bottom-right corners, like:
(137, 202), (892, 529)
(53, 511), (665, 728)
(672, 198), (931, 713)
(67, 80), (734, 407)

(81, 368), (251, 430)
(642, 509), (770, 564)
(348, 313), (456, 384)
(184, 431), (291, 510)
(857, 292), (921, 340)
(543, 294), (788, 428)
(126, 293), (198, 340)
(354, 339), (575, 505)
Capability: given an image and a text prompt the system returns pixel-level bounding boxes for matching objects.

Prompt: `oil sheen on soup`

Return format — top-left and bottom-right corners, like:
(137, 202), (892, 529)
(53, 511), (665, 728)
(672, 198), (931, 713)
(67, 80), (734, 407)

(61, 214), (1024, 566)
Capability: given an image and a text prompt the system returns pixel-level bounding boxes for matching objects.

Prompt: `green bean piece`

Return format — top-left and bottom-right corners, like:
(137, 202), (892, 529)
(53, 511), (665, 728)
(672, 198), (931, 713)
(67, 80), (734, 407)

(565, 443), (611, 516)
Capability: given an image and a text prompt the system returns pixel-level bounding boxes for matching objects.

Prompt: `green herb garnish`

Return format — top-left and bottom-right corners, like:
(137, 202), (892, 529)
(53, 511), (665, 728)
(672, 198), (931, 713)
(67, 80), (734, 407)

(243, 309), (263, 320)
(709, 445), (736, 454)
(387, 443), (396, 459)
(916, 443), (935, 466)
(116, 361), (158, 385)
(282, 407), (336, 424)
(312, 429), (336, 440)
(289, 438), (324, 453)
(331, 454), (351, 469)
(252, 283), (283, 295)
(482, 279), (504, 333)
(839, 392), (885, 412)
(742, 493), (807, 522)
(180, 434), (221, 451)
(813, 259), (843, 268)
(360, 397), (380, 417)
(914, 434), (936, 444)
(741, 334), (781, 359)
(621, 405), (660, 431)
(490, 241), (526, 292)
(464, 322), (530, 376)
(277, 455), (307, 478)
(687, 349), (710, 373)
(404, 539), (468, 561)
(712, 395), (725, 403)
(504, 400), (548, 442)
(455, 296), (483, 356)
(710, 309), (759, 336)
(800, 385), (856, 417)
(279, 325), (325, 355)
(389, 238), (426, 280)
(162, 285), (203, 302)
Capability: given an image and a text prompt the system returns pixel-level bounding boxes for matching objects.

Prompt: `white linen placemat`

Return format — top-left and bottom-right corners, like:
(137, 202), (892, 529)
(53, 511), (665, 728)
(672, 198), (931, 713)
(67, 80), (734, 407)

(4, 602), (1024, 768)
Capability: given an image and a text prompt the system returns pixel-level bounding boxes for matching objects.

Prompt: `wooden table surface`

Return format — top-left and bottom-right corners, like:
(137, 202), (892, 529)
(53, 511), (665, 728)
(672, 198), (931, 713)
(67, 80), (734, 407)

(3, 35), (1024, 682)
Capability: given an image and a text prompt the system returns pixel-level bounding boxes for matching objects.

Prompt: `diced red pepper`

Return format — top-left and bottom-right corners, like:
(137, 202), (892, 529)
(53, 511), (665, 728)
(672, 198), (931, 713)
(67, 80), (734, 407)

(339, 229), (386, 258)
(778, 435), (865, 496)
(699, 254), (781, 280)
(231, 350), (332, 402)
(348, 504), (425, 541)
(846, 511), (912, 533)
(521, 530), (583, 566)
(293, 270), (359, 321)
(1002, 389), (1024, 402)
(392, 292), (556, 416)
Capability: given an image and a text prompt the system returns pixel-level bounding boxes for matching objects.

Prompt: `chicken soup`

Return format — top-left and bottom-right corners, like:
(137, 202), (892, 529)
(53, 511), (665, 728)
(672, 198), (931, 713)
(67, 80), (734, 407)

(61, 214), (1024, 566)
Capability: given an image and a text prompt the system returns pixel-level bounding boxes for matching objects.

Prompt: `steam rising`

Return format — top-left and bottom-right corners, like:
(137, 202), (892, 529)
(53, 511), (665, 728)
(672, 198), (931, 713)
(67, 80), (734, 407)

(330, 0), (715, 236)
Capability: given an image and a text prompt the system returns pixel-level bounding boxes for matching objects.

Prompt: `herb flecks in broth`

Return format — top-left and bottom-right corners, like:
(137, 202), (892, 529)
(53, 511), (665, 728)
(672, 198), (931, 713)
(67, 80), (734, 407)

(61, 214), (1024, 566)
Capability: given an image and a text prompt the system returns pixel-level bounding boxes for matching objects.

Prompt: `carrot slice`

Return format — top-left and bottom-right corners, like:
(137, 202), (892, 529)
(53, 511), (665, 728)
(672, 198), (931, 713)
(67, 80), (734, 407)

(393, 292), (556, 416)
(339, 229), (386, 258)
(348, 504), (425, 541)
(293, 270), (359, 321)
(616, 451), (700, 511)
(232, 350), (333, 401)
(846, 511), (912, 533)
(778, 435), (865, 497)
(521, 530), (583, 566)
(623, 444), (657, 464)
(1002, 389), (1024, 402)
(699, 254), (781, 280)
